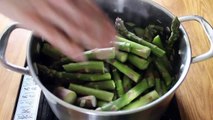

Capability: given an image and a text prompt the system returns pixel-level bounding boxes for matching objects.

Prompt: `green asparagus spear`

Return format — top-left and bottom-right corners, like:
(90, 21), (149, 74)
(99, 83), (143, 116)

(54, 87), (77, 104)
(86, 80), (115, 90)
(152, 35), (164, 49)
(50, 47), (116, 69)
(116, 36), (151, 59)
(69, 83), (114, 102)
(127, 54), (150, 70)
(145, 67), (155, 87)
(62, 73), (111, 81)
(168, 17), (180, 49)
(76, 95), (97, 108)
(51, 47), (116, 65)
(122, 76), (133, 92)
(107, 60), (141, 83)
(37, 64), (111, 81)
(98, 79), (149, 111)
(115, 18), (165, 57)
(155, 78), (163, 96)
(113, 42), (131, 52)
(115, 51), (128, 63)
(112, 69), (125, 98)
(63, 61), (105, 73)
(97, 101), (108, 107)
(154, 59), (172, 86)
(161, 81), (167, 95)
(122, 90), (159, 110)
(152, 36), (172, 71)
(85, 47), (116, 60)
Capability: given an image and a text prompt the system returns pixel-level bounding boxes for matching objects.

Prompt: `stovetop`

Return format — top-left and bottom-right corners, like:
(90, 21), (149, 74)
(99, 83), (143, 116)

(13, 75), (181, 120)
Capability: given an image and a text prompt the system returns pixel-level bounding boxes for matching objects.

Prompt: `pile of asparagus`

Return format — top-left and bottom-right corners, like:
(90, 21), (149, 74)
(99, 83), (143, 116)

(37, 17), (180, 111)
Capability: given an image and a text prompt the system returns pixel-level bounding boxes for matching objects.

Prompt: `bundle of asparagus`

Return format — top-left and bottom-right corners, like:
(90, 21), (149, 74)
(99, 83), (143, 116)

(37, 17), (180, 111)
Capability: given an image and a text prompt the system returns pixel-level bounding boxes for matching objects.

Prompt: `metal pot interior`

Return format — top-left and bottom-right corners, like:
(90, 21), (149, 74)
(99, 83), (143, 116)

(27, 0), (191, 115)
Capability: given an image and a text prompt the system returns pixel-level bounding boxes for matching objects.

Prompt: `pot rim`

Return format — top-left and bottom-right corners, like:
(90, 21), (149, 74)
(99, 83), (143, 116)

(26, 0), (192, 116)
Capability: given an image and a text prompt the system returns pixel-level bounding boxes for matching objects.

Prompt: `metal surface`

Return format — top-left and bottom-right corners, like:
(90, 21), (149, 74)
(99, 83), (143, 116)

(179, 15), (213, 63)
(0, 0), (213, 120)
(0, 23), (30, 75)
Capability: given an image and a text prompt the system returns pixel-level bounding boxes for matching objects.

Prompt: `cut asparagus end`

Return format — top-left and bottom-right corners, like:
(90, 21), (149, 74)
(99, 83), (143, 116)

(54, 87), (77, 104)
(115, 51), (128, 63)
(77, 95), (97, 108)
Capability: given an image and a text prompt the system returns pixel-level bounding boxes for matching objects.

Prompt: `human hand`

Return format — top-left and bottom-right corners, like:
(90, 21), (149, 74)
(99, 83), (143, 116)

(0, 0), (116, 61)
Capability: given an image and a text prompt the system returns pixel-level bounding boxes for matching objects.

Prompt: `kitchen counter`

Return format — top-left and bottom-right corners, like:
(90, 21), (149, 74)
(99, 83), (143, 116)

(0, 0), (213, 119)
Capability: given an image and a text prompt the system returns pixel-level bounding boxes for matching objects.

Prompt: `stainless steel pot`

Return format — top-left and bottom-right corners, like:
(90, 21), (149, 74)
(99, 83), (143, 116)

(1, 0), (213, 120)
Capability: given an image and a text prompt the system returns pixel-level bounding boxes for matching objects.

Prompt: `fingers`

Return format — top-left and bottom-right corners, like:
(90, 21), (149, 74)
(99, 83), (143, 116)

(46, 0), (116, 48)
(32, 0), (101, 49)
(0, 0), (116, 61)
(20, 9), (85, 61)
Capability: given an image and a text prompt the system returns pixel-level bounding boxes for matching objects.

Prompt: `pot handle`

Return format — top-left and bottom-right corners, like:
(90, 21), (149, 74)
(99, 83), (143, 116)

(179, 15), (213, 63)
(0, 23), (30, 75)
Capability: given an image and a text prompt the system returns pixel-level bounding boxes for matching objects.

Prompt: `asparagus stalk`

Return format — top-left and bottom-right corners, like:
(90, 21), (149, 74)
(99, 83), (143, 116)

(63, 61), (105, 73)
(69, 83), (114, 102)
(85, 47), (116, 60)
(152, 35), (164, 49)
(115, 51), (128, 63)
(145, 67), (155, 87)
(62, 73), (111, 81)
(98, 79), (149, 111)
(122, 76), (133, 92)
(161, 81), (167, 95)
(113, 42), (131, 52)
(154, 59), (172, 86)
(54, 87), (77, 104)
(127, 54), (150, 70)
(86, 80), (116, 90)
(116, 36), (151, 59)
(51, 47), (116, 65)
(168, 17), (180, 49)
(107, 60), (141, 83)
(37, 64), (111, 81)
(115, 17), (165, 57)
(152, 36), (172, 71)
(155, 78), (163, 96)
(122, 90), (159, 110)
(97, 101), (108, 107)
(76, 95), (97, 108)
(112, 69), (125, 98)
(50, 47), (116, 69)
